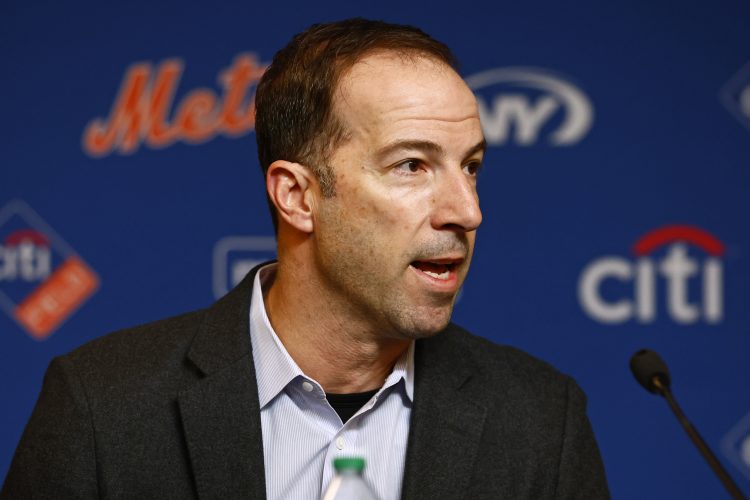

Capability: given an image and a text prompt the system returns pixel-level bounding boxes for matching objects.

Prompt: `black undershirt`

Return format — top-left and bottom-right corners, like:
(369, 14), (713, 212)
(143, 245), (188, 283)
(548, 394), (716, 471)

(326, 389), (379, 423)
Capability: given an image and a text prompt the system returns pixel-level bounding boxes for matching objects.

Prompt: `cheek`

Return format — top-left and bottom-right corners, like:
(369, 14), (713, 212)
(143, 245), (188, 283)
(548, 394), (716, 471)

(344, 186), (400, 226)
(391, 192), (433, 235)
(336, 176), (434, 241)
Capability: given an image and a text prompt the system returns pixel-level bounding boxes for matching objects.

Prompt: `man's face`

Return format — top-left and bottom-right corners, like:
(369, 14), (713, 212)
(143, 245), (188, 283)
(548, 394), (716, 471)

(311, 52), (484, 339)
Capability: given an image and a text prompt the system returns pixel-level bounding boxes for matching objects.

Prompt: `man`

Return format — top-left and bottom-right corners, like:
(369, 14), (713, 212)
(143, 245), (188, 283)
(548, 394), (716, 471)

(3, 19), (609, 499)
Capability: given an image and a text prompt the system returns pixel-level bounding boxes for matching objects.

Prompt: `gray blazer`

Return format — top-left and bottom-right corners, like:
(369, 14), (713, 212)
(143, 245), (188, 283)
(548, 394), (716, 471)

(2, 265), (609, 499)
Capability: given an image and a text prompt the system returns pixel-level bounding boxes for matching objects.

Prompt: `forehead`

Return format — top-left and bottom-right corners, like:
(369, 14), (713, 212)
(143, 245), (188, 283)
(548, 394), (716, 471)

(333, 52), (481, 145)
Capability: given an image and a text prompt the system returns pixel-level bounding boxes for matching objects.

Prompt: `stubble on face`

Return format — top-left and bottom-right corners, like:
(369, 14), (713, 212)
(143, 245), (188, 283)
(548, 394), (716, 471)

(309, 52), (483, 341)
(314, 199), (470, 340)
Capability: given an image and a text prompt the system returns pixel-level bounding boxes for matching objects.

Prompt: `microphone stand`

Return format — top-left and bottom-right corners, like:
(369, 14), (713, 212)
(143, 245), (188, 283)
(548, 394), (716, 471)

(652, 376), (746, 500)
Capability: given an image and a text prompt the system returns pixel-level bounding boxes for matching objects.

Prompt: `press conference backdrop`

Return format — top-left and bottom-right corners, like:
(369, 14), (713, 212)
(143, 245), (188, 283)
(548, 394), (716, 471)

(2, 0), (749, 497)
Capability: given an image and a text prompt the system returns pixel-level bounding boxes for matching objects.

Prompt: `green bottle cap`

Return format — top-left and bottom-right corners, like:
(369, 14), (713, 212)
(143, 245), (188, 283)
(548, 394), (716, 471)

(333, 457), (366, 473)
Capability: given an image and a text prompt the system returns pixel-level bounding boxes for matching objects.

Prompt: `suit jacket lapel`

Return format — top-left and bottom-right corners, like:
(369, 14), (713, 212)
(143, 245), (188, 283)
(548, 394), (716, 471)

(178, 267), (267, 500)
(401, 326), (488, 500)
(174, 265), (487, 500)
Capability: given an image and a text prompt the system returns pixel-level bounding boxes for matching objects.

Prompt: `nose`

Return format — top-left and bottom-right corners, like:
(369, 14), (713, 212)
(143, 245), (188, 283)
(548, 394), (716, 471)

(431, 167), (482, 232)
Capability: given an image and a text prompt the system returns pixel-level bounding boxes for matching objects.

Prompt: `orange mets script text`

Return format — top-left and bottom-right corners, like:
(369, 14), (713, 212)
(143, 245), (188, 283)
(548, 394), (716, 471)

(83, 53), (266, 157)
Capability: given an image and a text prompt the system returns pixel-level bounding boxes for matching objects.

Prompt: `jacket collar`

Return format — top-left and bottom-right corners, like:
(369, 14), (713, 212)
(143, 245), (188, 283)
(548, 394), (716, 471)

(401, 325), (489, 500)
(177, 262), (488, 500)
(178, 263), (267, 500)
(184, 264), (258, 376)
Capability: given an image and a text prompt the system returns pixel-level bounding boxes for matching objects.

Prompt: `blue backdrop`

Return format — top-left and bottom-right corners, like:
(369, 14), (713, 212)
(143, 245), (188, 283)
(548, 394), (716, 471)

(3, 1), (750, 497)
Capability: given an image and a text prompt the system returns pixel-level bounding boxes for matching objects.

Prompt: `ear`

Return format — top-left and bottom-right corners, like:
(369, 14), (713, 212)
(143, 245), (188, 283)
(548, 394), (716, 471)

(266, 160), (316, 233)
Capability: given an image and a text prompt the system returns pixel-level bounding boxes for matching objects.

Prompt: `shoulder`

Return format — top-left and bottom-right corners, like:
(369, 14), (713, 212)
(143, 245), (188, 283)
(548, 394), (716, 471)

(415, 325), (609, 498)
(426, 323), (573, 388)
(419, 322), (583, 418)
(422, 324), (593, 451)
(52, 265), (258, 397)
(60, 308), (209, 391)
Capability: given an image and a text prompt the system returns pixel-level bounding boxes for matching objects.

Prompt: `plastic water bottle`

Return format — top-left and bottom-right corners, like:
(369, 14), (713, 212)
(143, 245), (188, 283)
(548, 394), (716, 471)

(322, 457), (377, 500)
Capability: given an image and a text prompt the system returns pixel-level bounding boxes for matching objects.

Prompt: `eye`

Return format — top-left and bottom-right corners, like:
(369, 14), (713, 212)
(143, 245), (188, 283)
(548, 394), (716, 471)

(393, 159), (423, 175)
(463, 161), (483, 176)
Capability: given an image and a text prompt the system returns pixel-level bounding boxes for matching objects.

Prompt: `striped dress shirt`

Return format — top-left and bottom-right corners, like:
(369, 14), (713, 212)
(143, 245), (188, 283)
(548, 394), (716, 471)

(249, 264), (415, 500)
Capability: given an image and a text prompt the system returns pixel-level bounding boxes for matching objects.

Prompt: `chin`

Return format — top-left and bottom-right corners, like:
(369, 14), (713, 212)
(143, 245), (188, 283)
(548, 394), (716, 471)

(392, 306), (454, 340)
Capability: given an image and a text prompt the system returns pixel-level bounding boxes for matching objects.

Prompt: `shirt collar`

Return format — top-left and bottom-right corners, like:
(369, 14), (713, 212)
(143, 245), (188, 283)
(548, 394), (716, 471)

(382, 337), (414, 402)
(249, 263), (304, 408)
(249, 263), (415, 407)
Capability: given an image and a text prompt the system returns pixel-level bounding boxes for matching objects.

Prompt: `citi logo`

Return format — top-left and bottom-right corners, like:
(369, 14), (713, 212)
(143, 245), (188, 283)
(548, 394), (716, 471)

(0, 230), (51, 282)
(0, 200), (99, 340)
(578, 225), (724, 325)
(465, 67), (593, 146)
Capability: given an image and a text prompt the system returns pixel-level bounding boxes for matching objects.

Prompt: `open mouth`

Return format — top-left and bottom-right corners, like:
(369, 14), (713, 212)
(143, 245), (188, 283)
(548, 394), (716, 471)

(410, 260), (459, 281)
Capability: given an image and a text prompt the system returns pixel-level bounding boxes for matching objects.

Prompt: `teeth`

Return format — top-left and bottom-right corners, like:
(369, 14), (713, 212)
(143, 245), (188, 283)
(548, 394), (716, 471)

(423, 269), (450, 280)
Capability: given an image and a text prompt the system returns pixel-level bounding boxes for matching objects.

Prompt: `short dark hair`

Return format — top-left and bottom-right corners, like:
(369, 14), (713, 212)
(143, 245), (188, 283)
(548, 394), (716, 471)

(254, 18), (458, 231)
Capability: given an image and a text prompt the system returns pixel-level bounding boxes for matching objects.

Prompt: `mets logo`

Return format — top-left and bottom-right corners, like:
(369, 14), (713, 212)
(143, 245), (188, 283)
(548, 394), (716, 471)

(578, 225), (725, 325)
(0, 200), (99, 340)
(82, 53), (267, 157)
(465, 67), (594, 147)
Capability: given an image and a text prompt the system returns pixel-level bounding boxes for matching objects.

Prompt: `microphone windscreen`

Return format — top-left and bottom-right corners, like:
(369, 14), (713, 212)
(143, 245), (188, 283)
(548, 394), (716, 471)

(630, 349), (671, 393)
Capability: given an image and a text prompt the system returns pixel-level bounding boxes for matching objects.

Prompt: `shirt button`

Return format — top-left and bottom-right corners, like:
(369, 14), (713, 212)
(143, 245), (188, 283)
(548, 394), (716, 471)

(335, 437), (345, 450)
(301, 381), (314, 392)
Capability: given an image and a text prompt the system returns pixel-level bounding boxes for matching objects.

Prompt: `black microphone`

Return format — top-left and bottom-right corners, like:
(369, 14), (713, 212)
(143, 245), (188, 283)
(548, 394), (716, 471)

(630, 349), (746, 499)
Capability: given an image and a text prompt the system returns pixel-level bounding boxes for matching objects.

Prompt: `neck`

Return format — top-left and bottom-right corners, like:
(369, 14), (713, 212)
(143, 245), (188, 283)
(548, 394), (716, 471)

(264, 257), (409, 394)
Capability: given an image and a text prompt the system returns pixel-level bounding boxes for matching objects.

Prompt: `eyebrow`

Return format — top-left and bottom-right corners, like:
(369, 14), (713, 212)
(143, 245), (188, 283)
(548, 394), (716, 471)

(464, 139), (487, 160)
(375, 138), (487, 162)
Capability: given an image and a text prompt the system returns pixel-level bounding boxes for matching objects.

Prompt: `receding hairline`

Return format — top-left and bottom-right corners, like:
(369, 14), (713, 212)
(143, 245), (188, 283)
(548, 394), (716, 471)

(334, 47), (458, 94)
(326, 49), (465, 156)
